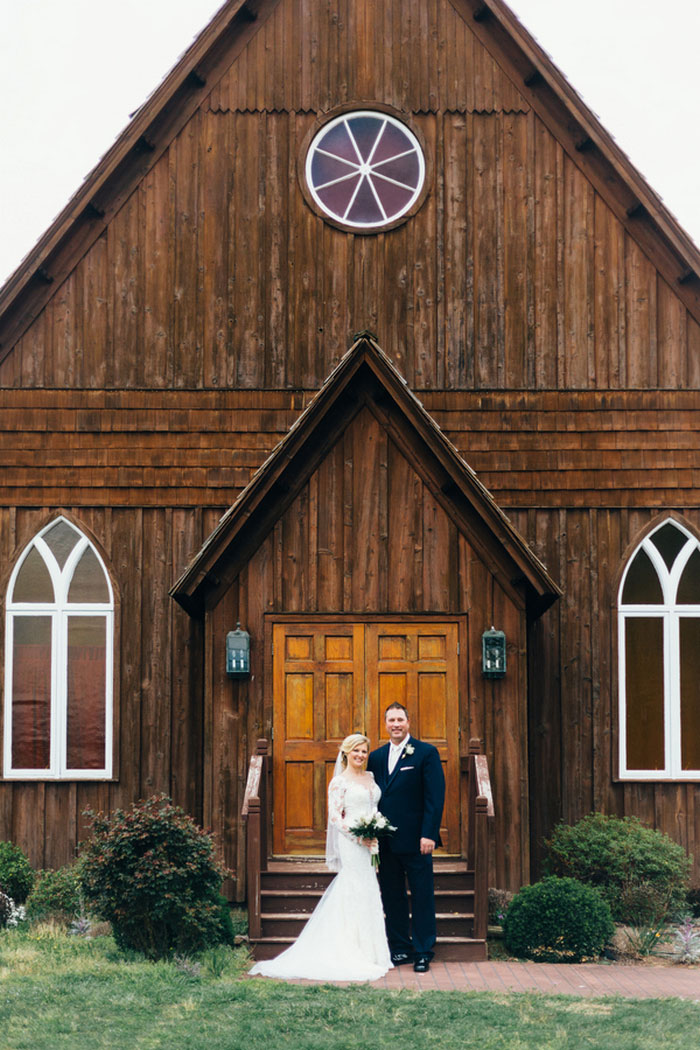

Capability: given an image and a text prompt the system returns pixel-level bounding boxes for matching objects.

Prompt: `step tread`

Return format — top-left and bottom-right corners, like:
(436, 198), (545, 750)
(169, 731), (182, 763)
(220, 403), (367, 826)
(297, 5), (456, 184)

(261, 910), (475, 919)
(251, 935), (486, 945)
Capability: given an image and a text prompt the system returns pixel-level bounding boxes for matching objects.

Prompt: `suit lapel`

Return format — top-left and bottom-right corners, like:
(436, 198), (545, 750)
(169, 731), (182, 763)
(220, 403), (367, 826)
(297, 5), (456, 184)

(386, 736), (412, 790)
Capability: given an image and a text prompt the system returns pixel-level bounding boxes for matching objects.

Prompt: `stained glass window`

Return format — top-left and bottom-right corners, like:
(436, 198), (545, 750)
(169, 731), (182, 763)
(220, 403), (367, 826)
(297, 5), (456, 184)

(619, 519), (700, 779)
(4, 518), (113, 779)
(305, 111), (425, 230)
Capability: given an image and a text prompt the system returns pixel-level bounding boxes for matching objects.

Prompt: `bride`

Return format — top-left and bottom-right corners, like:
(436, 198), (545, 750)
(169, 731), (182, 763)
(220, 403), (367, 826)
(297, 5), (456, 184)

(249, 733), (392, 982)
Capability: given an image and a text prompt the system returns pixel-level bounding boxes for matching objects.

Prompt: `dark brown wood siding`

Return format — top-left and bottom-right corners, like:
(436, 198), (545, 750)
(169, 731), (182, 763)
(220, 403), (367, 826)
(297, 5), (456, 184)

(0, 507), (207, 870)
(0, 0), (698, 891)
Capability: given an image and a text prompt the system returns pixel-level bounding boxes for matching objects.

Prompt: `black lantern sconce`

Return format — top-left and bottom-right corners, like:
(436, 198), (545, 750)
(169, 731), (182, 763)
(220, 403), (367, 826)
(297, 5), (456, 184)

(226, 623), (251, 677)
(481, 627), (506, 679)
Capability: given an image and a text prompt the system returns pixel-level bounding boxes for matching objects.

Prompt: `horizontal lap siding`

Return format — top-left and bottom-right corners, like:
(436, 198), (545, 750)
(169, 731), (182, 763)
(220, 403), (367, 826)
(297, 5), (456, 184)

(0, 390), (697, 507)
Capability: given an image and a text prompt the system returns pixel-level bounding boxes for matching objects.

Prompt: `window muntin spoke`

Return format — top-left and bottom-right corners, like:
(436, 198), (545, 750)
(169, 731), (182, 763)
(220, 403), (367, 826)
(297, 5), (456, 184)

(372, 170), (420, 193)
(366, 174), (389, 222)
(315, 170), (362, 192)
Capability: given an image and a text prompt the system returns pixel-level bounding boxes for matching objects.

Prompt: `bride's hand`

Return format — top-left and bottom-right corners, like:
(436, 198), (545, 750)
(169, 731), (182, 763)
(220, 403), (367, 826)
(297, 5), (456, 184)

(362, 837), (379, 853)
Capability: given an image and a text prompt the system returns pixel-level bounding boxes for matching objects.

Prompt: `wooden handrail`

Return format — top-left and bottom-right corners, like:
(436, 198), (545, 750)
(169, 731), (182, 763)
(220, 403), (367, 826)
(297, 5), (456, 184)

(242, 738), (269, 941)
(466, 737), (495, 942)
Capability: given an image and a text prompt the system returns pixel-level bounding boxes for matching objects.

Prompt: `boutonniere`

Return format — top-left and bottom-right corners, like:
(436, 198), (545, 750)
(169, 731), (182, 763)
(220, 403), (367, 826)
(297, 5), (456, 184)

(403, 744), (415, 757)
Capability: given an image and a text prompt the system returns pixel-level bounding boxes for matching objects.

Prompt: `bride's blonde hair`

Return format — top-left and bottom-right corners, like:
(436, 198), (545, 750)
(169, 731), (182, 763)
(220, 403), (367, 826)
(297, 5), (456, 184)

(338, 733), (370, 769)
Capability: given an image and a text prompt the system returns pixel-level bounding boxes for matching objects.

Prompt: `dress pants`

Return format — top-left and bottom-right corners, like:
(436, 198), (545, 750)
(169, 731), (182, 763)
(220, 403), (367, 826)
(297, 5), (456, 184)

(377, 846), (436, 958)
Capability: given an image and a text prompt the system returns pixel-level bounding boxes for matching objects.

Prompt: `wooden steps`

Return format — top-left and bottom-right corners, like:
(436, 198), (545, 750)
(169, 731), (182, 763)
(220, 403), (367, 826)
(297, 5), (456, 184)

(250, 858), (487, 962)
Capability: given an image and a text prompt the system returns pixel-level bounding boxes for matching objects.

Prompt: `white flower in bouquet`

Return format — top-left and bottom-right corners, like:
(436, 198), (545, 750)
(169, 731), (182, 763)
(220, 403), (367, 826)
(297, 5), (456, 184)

(348, 813), (397, 868)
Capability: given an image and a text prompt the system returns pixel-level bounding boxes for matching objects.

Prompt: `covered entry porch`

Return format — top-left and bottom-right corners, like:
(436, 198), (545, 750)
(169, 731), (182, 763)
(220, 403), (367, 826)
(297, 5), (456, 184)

(171, 335), (560, 950)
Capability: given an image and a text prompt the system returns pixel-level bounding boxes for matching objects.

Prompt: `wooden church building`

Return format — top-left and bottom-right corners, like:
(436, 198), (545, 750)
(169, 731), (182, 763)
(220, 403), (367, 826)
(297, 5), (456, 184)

(1, 0), (699, 951)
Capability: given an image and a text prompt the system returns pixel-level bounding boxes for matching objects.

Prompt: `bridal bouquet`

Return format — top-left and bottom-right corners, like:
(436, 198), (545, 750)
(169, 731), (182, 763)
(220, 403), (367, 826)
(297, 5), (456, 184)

(348, 813), (397, 868)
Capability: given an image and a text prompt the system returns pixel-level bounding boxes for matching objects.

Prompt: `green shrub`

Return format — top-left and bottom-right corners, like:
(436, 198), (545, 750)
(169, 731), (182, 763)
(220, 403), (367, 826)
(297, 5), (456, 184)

(545, 813), (692, 922)
(504, 876), (614, 963)
(80, 795), (230, 961)
(25, 863), (84, 922)
(0, 841), (35, 904)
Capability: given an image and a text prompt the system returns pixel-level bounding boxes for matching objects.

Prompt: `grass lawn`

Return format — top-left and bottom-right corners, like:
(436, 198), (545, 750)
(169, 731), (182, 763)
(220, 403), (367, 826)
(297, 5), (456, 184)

(0, 925), (698, 1050)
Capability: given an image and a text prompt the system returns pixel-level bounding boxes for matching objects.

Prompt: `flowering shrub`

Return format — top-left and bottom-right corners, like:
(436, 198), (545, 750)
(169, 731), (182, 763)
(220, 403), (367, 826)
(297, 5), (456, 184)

(0, 841), (35, 904)
(80, 795), (231, 961)
(673, 918), (700, 964)
(0, 890), (26, 929)
(545, 814), (691, 923)
(488, 888), (514, 926)
(26, 863), (84, 922)
(504, 876), (614, 963)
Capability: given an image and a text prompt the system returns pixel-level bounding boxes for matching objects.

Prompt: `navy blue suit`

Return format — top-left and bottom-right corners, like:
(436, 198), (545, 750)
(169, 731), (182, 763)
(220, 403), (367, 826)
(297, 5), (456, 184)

(368, 736), (445, 958)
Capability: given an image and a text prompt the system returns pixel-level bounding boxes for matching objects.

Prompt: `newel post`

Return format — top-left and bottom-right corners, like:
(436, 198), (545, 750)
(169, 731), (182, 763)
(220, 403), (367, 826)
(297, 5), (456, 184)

(465, 736), (493, 943)
(246, 796), (262, 939)
(242, 738), (269, 942)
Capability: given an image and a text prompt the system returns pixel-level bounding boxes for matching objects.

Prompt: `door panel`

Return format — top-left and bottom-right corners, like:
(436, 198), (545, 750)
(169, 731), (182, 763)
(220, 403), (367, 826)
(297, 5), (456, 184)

(273, 623), (366, 854)
(367, 623), (460, 853)
(273, 620), (461, 855)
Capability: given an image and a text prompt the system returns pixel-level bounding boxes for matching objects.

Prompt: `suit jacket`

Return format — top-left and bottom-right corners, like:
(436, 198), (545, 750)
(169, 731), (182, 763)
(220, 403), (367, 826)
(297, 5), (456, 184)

(367, 736), (445, 853)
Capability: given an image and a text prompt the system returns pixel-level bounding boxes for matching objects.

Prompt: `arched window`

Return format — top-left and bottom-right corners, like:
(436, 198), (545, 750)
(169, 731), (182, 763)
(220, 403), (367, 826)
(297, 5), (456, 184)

(3, 518), (114, 779)
(618, 519), (700, 780)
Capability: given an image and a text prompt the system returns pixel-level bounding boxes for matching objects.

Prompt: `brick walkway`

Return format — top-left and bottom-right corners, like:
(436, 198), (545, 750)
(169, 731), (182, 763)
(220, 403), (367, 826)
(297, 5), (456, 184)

(366, 959), (700, 1000)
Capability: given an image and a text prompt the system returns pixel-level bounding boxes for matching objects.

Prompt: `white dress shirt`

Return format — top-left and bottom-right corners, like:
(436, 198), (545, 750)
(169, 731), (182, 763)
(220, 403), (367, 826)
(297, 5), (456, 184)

(388, 738), (408, 774)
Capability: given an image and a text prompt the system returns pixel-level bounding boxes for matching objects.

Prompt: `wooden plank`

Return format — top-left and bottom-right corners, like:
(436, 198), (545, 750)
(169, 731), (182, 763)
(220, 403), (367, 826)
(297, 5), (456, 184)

(265, 112), (289, 387)
(625, 234), (657, 388)
(281, 480), (309, 613)
(109, 509), (143, 811)
(411, 114), (438, 389)
(562, 157), (594, 388)
(443, 112), (471, 388)
(170, 508), (204, 819)
(592, 509), (624, 817)
(502, 112), (530, 387)
(656, 276), (687, 390)
(387, 439), (422, 612)
(42, 784), (77, 869)
(200, 111), (232, 389)
(593, 195), (625, 388)
(351, 409), (381, 611)
(171, 117), (201, 389)
(471, 114), (501, 388)
(533, 119), (559, 388)
(422, 486), (452, 612)
(140, 509), (172, 795)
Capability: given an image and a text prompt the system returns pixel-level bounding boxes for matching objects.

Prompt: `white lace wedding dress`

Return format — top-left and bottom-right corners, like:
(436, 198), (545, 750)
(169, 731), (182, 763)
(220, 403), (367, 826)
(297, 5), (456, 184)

(249, 773), (392, 982)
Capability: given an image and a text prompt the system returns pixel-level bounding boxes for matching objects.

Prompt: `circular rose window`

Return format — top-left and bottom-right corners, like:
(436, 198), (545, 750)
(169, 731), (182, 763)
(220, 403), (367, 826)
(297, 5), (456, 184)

(304, 111), (425, 230)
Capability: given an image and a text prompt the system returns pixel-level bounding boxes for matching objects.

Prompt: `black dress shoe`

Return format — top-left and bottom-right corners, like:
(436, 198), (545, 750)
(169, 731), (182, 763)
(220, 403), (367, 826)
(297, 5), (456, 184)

(390, 952), (413, 966)
(413, 955), (430, 973)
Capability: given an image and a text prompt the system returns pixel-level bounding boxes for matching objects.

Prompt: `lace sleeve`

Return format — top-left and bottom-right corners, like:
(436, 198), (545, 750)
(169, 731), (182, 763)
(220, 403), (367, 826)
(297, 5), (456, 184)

(328, 777), (351, 833)
(325, 776), (350, 871)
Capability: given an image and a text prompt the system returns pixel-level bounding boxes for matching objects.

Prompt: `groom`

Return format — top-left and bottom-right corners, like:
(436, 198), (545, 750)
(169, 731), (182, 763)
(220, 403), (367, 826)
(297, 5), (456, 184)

(367, 702), (445, 973)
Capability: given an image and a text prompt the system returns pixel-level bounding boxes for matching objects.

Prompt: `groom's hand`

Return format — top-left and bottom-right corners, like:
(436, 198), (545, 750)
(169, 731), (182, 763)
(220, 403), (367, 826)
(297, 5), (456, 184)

(419, 837), (435, 855)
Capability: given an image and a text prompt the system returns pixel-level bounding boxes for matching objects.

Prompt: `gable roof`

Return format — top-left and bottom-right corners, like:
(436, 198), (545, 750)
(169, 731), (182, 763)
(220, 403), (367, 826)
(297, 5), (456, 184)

(1, 0), (699, 362)
(170, 333), (562, 617)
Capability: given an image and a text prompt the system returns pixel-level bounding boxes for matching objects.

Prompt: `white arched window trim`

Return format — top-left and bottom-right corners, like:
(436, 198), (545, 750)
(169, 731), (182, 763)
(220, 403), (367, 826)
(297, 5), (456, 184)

(618, 518), (700, 781)
(3, 518), (114, 780)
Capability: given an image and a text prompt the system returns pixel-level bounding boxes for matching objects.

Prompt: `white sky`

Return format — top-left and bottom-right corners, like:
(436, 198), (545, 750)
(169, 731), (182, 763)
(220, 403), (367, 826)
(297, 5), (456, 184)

(0, 0), (698, 286)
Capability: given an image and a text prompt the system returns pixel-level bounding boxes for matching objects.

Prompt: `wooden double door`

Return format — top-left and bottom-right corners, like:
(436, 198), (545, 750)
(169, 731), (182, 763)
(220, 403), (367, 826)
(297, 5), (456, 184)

(272, 620), (460, 855)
